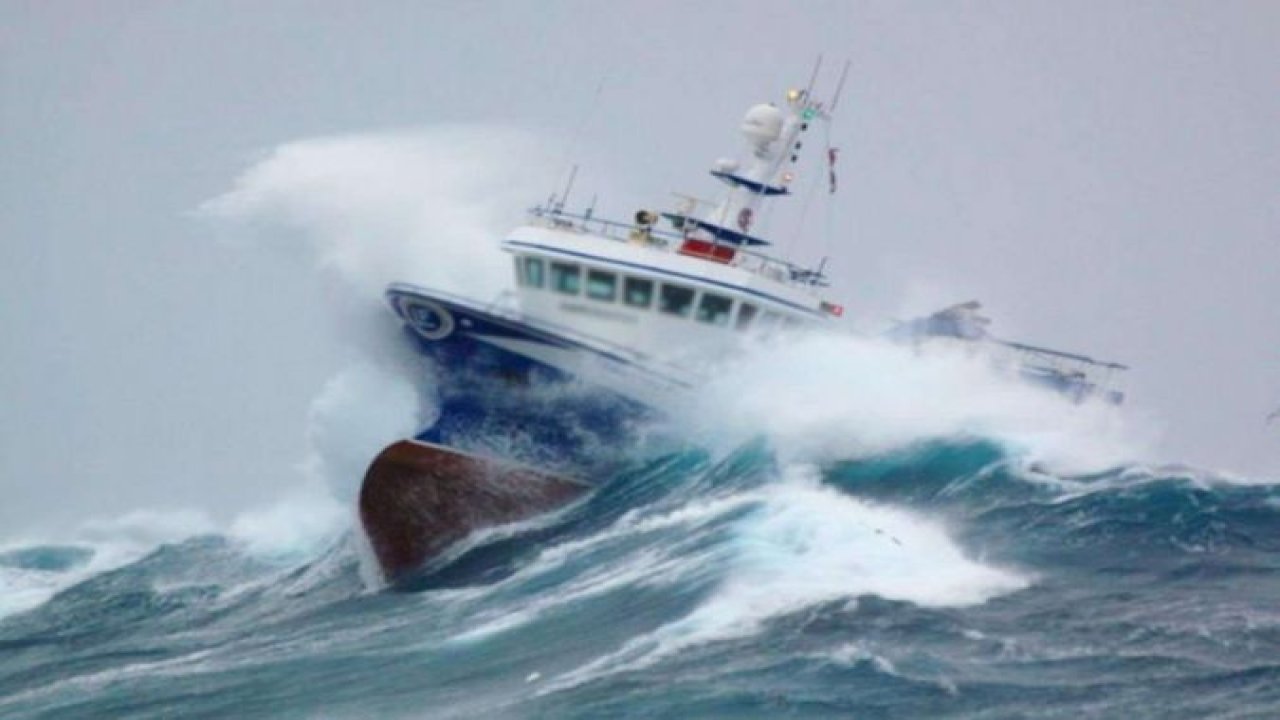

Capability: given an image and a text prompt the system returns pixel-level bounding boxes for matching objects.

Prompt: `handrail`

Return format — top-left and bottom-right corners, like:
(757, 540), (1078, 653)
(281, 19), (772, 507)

(527, 205), (829, 290)
(528, 205), (680, 244)
(997, 339), (1129, 371)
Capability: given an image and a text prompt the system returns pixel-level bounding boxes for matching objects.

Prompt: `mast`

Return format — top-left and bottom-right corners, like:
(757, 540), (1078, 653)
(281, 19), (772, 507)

(688, 82), (833, 249)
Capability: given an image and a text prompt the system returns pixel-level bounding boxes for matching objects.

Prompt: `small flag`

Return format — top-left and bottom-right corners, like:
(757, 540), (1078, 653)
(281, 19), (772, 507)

(827, 148), (839, 194)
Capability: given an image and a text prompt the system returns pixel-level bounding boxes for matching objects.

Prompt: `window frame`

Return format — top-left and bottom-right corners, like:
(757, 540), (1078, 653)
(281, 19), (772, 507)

(658, 283), (697, 318)
(522, 256), (545, 289)
(695, 292), (734, 326)
(550, 262), (582, 295)
(623, 276), (654, 309)
(585, 268), (618, 302)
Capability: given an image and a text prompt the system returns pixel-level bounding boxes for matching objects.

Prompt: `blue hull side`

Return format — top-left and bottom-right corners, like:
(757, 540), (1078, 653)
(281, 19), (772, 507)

(386, 284), (674, 479)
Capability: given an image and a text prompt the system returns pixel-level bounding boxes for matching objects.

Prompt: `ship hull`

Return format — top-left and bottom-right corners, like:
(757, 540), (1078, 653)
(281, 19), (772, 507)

(359, 440), (589, 584)
(359, 285), (685, 583)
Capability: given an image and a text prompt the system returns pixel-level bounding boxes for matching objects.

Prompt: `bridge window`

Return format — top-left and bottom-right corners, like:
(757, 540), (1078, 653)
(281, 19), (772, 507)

(586, 269), (617, 301)
(658, 283), (695, 318)
(522, 257), (545, 289)
(735, 302), (758, 330)
(550, 262), (581, 295)
(623, 277), (653, 308)
(696, 292), (733, 326)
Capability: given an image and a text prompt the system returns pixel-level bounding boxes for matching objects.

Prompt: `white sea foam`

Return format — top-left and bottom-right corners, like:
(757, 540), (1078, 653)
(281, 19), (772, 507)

(227, 486), (348, 564)
(0, 567), (77, 620)
(0, 509), (219, 620)
(8, 128), (561, 616)
(822, 642), (900, 676)
(300, 362), (428, 505)
(197, 127), (556, 582)
(201, 126), (554, 302)
(72, 508), (220, 547)
(688, 331), (1153, 474)
(442, 493), (746, 646)
(3, 358), (427, 614)
(546, 464), (1027, 692)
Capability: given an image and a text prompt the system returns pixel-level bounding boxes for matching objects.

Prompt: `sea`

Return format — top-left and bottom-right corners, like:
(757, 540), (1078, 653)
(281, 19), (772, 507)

(8, 114), (1277, 718)
(2, 391), (1278, 719)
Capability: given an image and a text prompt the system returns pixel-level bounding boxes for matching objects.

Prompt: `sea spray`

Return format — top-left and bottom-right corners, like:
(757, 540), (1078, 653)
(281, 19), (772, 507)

(688, 330), (1152, 473)
(6, 128), (556, 621)
(300, 362), (431, 505)
(201, 126), (556, 302)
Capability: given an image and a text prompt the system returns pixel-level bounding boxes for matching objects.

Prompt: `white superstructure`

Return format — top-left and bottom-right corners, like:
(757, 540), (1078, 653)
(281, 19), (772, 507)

(500, 88), (845, 364)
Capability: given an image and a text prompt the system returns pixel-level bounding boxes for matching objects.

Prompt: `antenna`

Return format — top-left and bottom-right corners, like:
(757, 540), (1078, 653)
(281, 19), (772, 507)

(554, 164), (578, 213)
(827, 60), (852, 115)
(548, 66), (612, 214)
(804, 54), (824, 100)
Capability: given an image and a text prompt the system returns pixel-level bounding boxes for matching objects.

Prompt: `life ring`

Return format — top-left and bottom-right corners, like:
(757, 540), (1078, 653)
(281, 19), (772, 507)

(405, 299), (455, 341)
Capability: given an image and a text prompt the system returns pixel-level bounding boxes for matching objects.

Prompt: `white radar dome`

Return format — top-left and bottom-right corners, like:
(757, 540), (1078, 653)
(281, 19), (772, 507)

(740, 104), (784, 146)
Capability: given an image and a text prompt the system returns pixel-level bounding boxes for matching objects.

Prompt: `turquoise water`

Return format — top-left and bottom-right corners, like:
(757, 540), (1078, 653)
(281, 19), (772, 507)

(2, 439), (1277, 719)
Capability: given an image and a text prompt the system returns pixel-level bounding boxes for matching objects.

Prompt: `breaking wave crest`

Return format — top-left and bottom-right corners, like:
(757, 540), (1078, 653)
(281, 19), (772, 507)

(4, 428), (1279, 718)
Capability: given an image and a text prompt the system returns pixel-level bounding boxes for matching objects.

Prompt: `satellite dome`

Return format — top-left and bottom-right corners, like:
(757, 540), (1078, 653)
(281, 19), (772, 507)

(740, 104), (784, 146)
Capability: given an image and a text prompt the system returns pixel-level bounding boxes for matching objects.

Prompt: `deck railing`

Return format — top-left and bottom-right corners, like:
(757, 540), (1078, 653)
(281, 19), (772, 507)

(528, 205), (828, 290)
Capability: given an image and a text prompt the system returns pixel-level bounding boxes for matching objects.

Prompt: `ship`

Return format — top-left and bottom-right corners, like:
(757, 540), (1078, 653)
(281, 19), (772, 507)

(358, 77), (1127, 585)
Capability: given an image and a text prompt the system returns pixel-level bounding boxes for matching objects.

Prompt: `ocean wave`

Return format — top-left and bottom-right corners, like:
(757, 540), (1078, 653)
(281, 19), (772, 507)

(3, 437), (1278, 719)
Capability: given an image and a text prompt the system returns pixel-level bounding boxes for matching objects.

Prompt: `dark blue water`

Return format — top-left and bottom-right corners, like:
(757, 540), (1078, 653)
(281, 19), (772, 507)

(2, 440), (1278, 719)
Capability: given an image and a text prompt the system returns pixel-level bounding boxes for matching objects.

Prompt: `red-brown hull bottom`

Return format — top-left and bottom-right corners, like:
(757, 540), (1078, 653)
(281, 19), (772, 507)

(358, 440), (589, 584)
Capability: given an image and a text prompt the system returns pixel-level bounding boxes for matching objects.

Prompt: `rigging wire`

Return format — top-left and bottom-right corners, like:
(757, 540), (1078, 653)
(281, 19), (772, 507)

(784, 144), (825, 261)
(548, 64), (614, 208)
(814, 60), (853, 276)
(818, 116), (840, 273)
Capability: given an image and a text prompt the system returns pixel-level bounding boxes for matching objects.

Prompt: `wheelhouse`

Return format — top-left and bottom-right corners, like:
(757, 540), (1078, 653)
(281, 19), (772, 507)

(512, 250), (794, 333)
(496, 85), (848, 362)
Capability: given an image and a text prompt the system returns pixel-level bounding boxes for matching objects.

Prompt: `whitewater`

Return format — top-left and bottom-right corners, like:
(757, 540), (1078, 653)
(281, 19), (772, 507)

(3, 131), (1277, 719)
(4, 428), (1277, 718)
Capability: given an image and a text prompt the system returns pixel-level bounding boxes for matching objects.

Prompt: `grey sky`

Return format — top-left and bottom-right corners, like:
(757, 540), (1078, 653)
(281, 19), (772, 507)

(3, 1), (1277, 538)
